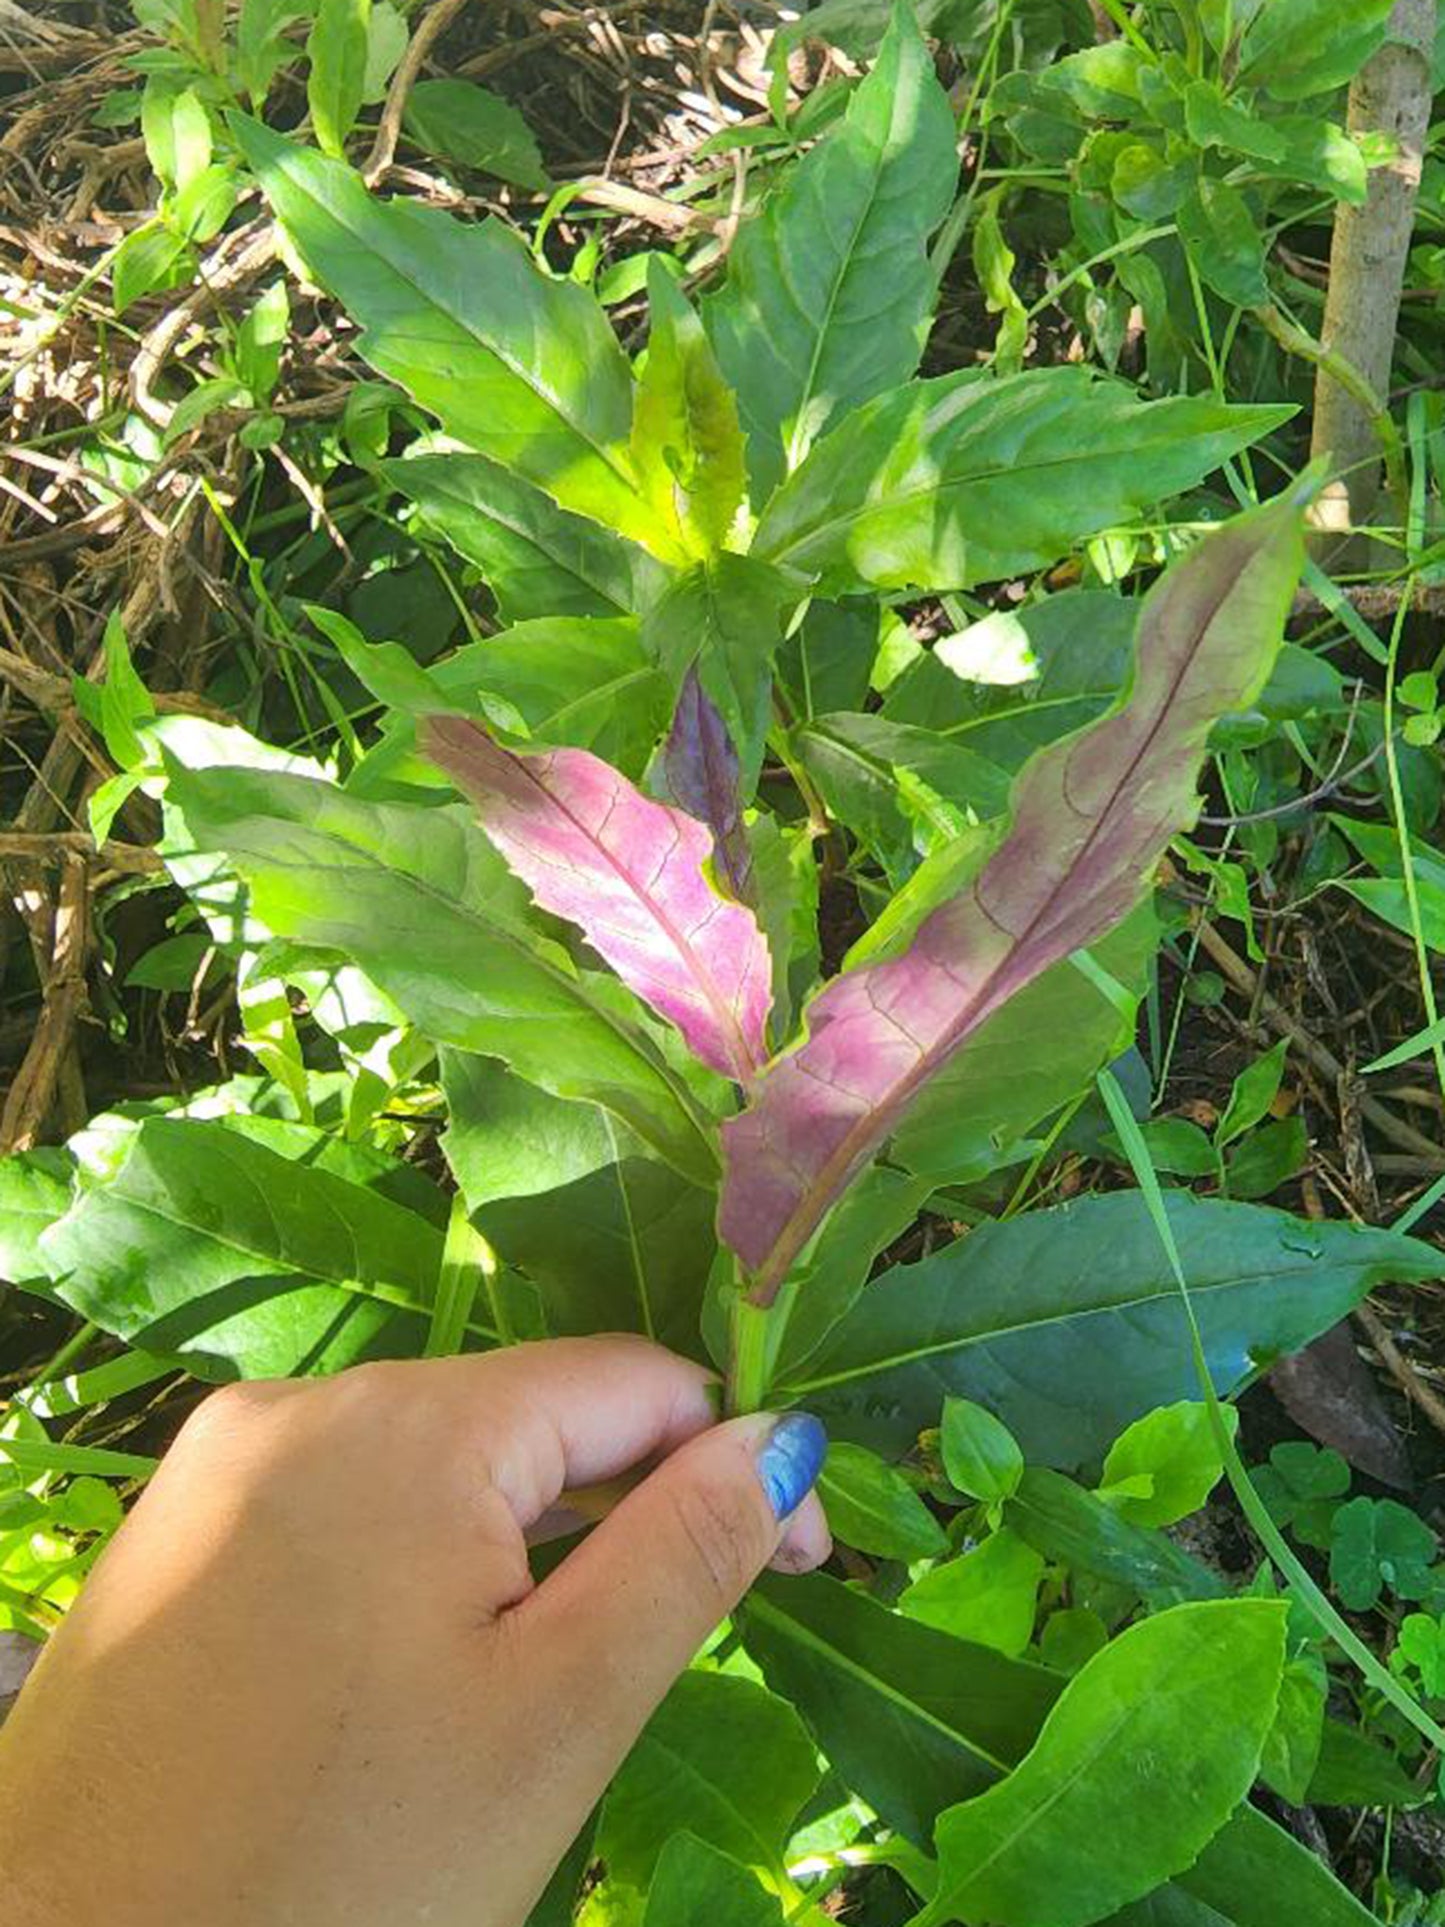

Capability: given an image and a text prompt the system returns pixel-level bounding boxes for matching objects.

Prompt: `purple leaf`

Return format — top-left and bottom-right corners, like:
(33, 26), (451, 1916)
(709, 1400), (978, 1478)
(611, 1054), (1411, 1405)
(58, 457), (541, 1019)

(720, 497), (1305, 1302)
(662, 668), (755, 903)
(422, 714), (772, 1084)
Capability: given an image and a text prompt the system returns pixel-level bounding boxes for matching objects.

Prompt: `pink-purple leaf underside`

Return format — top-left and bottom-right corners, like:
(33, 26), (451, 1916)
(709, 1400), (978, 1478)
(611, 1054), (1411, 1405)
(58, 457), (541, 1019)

(719, 495), (1306, 1302)
(422, 714), (772, 1084)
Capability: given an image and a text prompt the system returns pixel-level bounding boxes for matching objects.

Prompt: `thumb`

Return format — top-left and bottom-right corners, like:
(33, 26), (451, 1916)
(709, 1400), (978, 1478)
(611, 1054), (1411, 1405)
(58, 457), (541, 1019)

(512, 1411), (830, 1729)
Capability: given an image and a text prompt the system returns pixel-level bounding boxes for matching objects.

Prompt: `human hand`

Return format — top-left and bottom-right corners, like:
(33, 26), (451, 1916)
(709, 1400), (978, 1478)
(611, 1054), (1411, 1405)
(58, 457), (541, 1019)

(0, 1337), (830, 1925)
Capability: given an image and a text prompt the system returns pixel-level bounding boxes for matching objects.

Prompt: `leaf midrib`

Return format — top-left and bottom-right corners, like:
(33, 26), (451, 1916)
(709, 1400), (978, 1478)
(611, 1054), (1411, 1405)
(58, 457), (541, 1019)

(782, 1256), (1381, 1396)
(744, 1592), (1015, 1776)
(276, 154), (639, 498)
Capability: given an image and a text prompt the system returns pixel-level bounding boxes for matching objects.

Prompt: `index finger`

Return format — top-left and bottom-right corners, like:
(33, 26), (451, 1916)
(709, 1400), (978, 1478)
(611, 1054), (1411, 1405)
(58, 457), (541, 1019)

(426, 1335), (721, 1529)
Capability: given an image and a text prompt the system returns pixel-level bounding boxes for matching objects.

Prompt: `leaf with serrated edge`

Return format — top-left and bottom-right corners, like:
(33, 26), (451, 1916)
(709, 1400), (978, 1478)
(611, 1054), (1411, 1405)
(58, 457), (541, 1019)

(704, 1), (958, 500)
(752, 366), (1294, 597)
(424, 715), (772, 1082)
(720, 497), (1304, 1301)
(232, 118), (658, 549)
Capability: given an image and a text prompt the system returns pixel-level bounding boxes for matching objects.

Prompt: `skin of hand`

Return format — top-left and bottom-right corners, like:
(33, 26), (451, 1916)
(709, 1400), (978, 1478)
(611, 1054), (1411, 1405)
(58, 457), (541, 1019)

(0, 1336), (831, 1926)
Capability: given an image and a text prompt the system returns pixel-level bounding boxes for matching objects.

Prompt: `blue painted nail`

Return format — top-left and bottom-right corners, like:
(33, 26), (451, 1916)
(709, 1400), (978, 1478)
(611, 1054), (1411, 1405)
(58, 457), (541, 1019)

(757, 1413), (828, 1522)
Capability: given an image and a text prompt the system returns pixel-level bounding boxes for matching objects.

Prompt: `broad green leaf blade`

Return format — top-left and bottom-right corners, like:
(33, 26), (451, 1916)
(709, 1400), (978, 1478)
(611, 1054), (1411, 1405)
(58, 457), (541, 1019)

(752, 368), (1293, 596)
(307, 0), (369, 157)
(597, 1670), (819, 1891)
(440, 1051), (624, 1210)
(922, 1600), (1286, 1927)
(901, 1527), (1045, 1657)
(722, 498), (1304, 1300)
(39, 1118), (450, 1377)
(781, 1193), (1445, 1468)
(632, 261), (745, 557)
(423, 715), (773, 1082)
(1175, 1803), (1381, 1926)
(704, 2), (958, 500)
(0, 1150), (71, 1291)
(479, 1153), (715, 1357)
(347, 614), (670, 794)
(160, 755), (719, 1183)
(816, 1441), (947, 1559)
(384, 452), (665, 624)
(401, 78), (550, 191)
(792, 711), (1010, 886)
(643, 1837), (785, 1927)
(738, 1571), (1062, 1848)
(1006, 1468), (1225, 1608)
(232, 120), (656, 545)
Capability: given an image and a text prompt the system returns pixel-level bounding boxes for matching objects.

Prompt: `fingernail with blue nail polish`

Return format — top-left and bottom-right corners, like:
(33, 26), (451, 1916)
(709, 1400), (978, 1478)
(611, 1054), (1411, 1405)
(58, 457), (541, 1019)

(757, 1413), (828, 1522)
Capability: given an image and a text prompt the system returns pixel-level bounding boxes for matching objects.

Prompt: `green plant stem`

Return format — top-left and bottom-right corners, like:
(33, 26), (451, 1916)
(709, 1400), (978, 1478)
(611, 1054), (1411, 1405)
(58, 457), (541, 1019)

(1093, 0), (1154, 54)
(728, 1293), (774, 1416)
(1097, 1070), (1445, 1757)
(1383, 588), (1445, 1105)
(1254, 302), (1410, 521)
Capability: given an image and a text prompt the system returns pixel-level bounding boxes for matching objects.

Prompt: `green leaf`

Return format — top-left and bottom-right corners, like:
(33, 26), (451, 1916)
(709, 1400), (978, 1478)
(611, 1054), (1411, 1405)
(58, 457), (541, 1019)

(1251, 1441), (1349, 1551)
(0, 1150), (72, 1290)
(232, 120), (655, 547)
(1394, 1611), (1445, 1696)
(440, 1050), (622, 1209)
(112, 221), (193, 315)
(739, 1571), (1062, 1848)
(771, 1166), (936, 1383)
(704, 1), (958, 501)
(642, 1837), (784, 1927)
(306, 0), (370, 157)
(479, 1153), (714, 1358)
(631, 261), (745, 559)
(1259, 1651), (1327, 1805)
(1178, 180), (1270, 309)
(305, 602), (447, 712)
(901, 1527), (1045, 1657)
(384, 452), (665, 623)
(816, 1441), (947, 1559)
(1216, 1039), (1289, 1149)
(159, 752), (719, 1183)
(169, 86), (212, 192)
(598, 1670), (818, 1892)
(940, 1397), (1023, 1507)
(792, 710), (1010, 885)
(1132, 1116), (1220, 1178)
(1038, 1609), (1108, 1677)
(1007, 1467), (1225, 1608)
(1329, 1496), (1438, 1612)
(1223, 1117), (1307, 1200)
(782, 1194), (1441, 1469)
(753, 369), (1292, 596)
(1099, 1401), (1237, 1528)
(402, 77), (550, 190)
(921, 1601), (1286, 1927)
(361, 0), (406, 102)
(96, 609), (155, 771)
(39, 1117), (450, 1378)
(644, 557), (794, 796)
(1238, 0), (1394, 101)
(347, 614), (670, 792)
(236, 0), (315, 108)
(973, 187), (1028, 373)
(1177, 1803), (1382, 1926)
(1305, 1718), (1431, 1809)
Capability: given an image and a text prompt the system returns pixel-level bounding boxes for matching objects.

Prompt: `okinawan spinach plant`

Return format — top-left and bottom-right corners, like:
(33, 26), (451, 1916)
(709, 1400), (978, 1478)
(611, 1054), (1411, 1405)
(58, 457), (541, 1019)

(8, 9), (1445, 1926)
